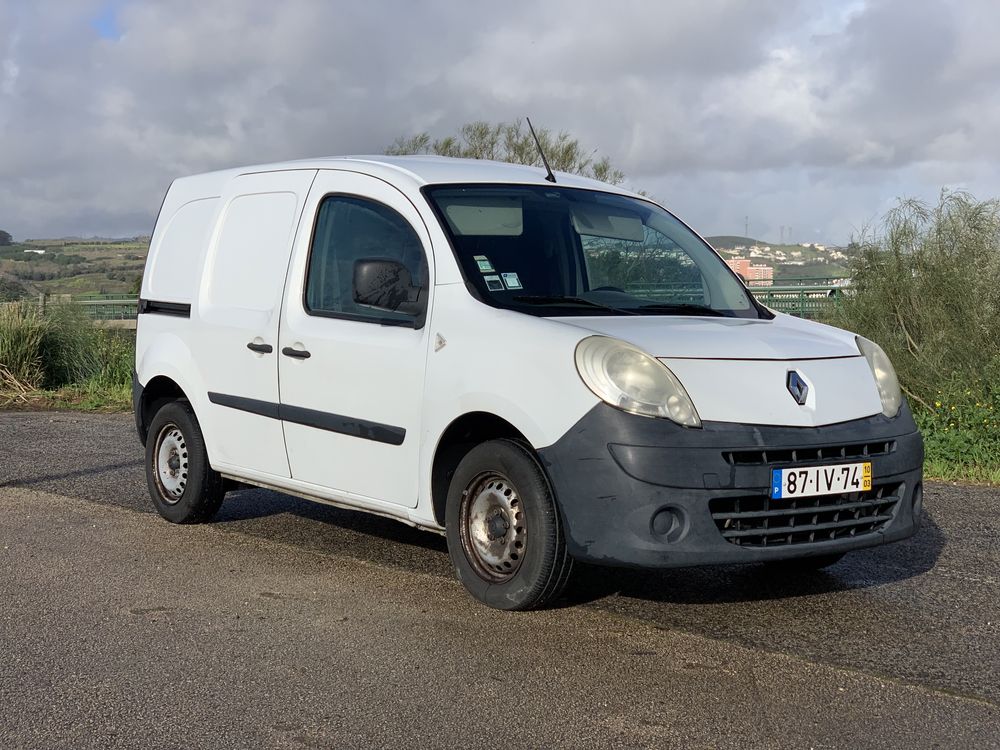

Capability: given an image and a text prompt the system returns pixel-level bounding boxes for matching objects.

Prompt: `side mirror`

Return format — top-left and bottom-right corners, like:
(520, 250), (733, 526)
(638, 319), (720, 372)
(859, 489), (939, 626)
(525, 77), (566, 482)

(353, 258), (424, 315)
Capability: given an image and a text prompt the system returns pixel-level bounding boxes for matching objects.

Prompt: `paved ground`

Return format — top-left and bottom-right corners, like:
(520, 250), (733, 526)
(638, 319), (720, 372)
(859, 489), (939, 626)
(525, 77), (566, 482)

(1, 412), (998, 749)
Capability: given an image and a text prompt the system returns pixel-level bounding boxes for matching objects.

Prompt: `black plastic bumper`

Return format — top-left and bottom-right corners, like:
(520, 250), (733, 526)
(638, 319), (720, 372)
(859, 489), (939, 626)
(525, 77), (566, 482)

(132, 369), (145, 445)
(538, 403), (924, 568)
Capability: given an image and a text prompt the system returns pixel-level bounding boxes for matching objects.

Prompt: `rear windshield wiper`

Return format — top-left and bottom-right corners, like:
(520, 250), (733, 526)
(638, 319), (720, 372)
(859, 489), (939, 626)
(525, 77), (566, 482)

(512, 295), (638, 315)
(634, 302), (728, 317)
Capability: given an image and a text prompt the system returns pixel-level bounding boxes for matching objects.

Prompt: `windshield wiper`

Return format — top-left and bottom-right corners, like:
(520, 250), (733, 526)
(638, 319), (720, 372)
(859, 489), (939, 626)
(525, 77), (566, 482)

(635, 302), (728, 317)
(512, 295), (638, 315)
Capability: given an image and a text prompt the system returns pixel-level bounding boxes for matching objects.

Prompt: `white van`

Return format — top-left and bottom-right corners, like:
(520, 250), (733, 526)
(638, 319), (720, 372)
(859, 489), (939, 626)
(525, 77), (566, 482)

(134, 156), (923, 610)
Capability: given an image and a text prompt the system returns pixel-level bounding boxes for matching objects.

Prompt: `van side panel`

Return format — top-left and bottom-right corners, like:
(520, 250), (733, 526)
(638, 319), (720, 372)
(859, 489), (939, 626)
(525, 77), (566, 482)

(136, 178), (228, 421)
(144, 198), (219, 303)
(202, 192), (299, 314)
(190, 169), (318, 477)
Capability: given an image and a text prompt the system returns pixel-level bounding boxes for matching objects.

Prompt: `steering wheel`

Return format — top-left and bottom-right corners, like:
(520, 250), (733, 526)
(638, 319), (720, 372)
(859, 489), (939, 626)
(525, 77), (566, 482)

(591, 285), (626, 293)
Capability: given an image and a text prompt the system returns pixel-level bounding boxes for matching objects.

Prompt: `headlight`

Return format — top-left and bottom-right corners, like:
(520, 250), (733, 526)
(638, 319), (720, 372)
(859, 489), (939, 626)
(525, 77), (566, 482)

(575, 336), (701, 427)
(856, 336), (902, 418)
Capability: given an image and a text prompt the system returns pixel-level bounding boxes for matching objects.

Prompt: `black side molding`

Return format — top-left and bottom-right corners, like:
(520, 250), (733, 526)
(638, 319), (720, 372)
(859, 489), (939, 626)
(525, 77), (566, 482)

(138, 299), (192, 318)
(207, 392), (405, 446)
(280, 403), (405, 445)
(207, 392), (281, 420)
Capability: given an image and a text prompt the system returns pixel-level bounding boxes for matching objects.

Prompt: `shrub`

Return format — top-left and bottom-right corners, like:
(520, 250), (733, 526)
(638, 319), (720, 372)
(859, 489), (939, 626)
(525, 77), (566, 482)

(830, 191), (1000, 410)
(831, 191), (1000, 478)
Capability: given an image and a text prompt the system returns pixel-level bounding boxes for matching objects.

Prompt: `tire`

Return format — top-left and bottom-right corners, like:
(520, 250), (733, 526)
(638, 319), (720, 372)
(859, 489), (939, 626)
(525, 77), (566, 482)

(445, 439), (573, 610)
(145, 400), (225, 524)
(764, 552), (845, 571)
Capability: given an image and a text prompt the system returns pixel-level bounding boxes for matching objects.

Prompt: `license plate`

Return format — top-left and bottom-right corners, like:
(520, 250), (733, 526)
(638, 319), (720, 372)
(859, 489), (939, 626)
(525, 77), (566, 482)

(770, 462), (872, 499)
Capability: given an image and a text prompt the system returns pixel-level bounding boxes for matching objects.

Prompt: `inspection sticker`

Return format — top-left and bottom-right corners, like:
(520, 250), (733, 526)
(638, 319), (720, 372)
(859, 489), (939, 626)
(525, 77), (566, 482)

(484, 275), (505, 291)
(474, 255), (495, 273)
(501, 272), (522, 290)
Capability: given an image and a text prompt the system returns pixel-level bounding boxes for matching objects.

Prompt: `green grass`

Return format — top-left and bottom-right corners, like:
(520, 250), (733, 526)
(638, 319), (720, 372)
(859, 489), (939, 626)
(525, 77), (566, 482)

(30, 381), (132, 412)
(0, 301), (134, 410)
(924, 460), (1000, 485)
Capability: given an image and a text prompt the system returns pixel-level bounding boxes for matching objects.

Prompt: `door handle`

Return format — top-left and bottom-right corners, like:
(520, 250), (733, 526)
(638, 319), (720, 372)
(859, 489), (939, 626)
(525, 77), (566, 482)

(246, 342), (273, 354)
(282, 347), (311, 359)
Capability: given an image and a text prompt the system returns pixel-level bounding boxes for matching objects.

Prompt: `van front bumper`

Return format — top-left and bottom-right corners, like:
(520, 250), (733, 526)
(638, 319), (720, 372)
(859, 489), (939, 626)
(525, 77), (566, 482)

(538, 403), (924, 568)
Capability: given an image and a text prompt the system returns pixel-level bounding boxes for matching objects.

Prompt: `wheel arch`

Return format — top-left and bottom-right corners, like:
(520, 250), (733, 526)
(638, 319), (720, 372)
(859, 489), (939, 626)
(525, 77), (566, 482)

(137, 375), (192, 445)
(135, 331), (207, 445)
(430, 411), (532, 529)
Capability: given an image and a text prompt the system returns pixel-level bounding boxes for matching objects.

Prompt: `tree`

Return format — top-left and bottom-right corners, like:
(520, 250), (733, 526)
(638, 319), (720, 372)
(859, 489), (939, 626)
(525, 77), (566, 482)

(386, 119), (625, 185)
(0, 230), (12, 246)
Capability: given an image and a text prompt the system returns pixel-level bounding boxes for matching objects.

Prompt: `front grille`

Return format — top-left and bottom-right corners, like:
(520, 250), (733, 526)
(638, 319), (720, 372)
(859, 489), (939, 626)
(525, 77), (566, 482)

(709, 483), (902, 547)
(723, 440), (895, 467)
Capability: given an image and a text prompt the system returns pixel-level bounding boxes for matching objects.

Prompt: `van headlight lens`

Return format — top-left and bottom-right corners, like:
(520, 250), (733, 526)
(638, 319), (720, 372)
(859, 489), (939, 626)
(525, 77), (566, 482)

(575, 336), (701, 427)
(856, 336), (902, 418)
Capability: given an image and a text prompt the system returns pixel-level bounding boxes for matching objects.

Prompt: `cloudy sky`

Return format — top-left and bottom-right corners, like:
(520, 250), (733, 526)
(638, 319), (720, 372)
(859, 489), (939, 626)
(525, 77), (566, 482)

(1, 0), (997, 244)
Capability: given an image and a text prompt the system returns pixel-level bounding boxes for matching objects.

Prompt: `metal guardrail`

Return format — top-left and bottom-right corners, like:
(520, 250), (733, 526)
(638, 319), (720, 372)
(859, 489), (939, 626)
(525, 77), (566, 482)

(70, 297), (139, 320)
(26, 282), (847, 322)
(752, 284), (845, 318)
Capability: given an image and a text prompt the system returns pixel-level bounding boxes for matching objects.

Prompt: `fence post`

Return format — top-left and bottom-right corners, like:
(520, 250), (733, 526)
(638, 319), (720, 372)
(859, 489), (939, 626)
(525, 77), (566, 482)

(38, 293), (45, 315)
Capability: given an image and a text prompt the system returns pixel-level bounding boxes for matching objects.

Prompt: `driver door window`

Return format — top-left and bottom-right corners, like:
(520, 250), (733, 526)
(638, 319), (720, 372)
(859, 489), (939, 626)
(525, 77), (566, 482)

(305, 195), (427, 324)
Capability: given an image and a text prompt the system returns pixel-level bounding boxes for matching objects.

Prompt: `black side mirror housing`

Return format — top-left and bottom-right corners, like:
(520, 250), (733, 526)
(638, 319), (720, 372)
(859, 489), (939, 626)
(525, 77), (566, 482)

(353, 258), (424, 315)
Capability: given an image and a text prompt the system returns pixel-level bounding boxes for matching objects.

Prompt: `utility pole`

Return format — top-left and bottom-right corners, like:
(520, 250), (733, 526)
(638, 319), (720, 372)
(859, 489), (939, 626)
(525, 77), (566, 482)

(745, 216), (749, 238)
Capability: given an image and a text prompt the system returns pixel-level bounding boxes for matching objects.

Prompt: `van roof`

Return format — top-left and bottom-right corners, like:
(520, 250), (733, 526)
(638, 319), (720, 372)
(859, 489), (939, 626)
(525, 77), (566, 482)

(172, 155), (636, 197)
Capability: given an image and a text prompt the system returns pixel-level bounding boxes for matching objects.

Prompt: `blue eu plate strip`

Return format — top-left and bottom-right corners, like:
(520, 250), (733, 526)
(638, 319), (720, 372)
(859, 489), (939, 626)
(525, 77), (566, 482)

(770, 469), (783, 499)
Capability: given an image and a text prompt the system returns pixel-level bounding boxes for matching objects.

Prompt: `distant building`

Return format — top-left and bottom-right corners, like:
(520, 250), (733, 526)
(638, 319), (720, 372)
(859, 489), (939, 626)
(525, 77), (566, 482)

(725, 257), (774, 286)
(23, 249), (45, 255)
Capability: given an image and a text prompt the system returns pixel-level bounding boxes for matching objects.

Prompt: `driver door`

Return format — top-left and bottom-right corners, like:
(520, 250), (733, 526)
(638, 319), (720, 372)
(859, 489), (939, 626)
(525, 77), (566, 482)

(277, 171), (432, 507)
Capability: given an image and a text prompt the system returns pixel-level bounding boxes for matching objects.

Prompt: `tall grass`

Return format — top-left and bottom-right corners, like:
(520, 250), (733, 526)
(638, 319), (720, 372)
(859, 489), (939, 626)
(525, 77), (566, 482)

(830, 191), (1000, 482)
(0, 303), (49, 389)
(0, 301), (134, 408)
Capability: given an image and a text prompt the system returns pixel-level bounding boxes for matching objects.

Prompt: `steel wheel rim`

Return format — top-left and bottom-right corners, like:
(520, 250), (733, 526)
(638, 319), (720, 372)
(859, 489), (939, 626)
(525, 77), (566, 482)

(459, 471), (526, 583)
(153, 423), (188, 504)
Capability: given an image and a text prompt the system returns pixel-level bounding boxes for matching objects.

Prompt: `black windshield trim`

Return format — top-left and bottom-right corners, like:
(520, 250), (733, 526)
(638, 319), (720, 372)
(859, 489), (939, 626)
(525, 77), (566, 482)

(512, 295), (639, 315)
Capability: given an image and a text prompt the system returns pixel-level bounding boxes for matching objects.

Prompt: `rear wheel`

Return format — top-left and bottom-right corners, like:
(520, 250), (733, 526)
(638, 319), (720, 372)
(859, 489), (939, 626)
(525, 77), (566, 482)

(145, 400), (225, 524)
(446, 439), (573, 610)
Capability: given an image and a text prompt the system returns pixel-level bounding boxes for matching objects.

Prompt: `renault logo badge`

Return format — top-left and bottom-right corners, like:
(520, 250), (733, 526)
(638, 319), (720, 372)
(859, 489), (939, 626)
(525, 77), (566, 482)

(787, 371), (809, 405)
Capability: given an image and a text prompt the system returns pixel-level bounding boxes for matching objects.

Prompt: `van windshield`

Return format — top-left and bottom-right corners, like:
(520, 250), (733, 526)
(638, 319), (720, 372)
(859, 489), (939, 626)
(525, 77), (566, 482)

(424, 184), (763, 318)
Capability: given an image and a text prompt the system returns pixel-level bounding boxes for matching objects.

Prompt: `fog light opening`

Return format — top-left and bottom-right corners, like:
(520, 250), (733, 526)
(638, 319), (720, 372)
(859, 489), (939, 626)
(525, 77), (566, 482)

(650, 506), (688, 544)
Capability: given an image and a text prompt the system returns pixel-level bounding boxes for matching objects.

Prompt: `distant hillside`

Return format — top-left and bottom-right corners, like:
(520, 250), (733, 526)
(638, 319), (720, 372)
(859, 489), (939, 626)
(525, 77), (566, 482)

(704, 236), (855, 281)
(704, 235), (761, 248)
(0, 238), (148, 296)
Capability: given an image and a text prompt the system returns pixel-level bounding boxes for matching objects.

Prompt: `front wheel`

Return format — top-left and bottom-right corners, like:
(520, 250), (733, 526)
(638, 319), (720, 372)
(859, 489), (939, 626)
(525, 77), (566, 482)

(446, 439), (573, 610)
(145, 400), (225, 524)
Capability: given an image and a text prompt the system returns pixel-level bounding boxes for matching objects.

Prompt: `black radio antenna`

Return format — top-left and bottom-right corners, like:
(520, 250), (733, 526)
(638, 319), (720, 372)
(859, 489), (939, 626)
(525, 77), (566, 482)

(526, 117), (556, 183)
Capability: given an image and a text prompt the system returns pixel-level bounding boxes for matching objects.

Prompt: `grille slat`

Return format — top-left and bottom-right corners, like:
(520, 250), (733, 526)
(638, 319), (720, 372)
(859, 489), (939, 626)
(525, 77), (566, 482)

(725, 441), (895, 467)
(709, 483), (902, 548)
(712, 497), (896, 521)
(720, 513), (894, 539)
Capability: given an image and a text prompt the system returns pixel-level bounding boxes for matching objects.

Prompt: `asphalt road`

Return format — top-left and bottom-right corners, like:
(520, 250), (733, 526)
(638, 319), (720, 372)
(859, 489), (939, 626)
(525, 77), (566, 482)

(1, 411), (998, 749)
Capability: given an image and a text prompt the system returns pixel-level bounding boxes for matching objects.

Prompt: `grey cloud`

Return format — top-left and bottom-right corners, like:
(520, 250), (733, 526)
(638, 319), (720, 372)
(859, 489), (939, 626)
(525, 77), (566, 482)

(0, 0), (997, 243)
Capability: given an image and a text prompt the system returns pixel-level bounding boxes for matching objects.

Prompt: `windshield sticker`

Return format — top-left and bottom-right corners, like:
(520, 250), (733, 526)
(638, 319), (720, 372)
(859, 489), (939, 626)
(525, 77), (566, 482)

(474, 255), (495, 273)
(484, 275), (505, 292)
(501, 272), (523, 290)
